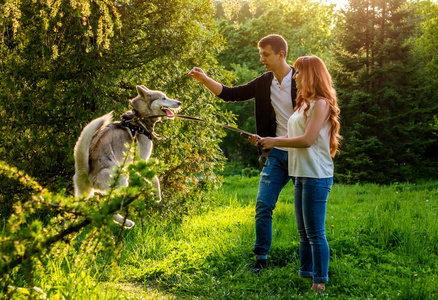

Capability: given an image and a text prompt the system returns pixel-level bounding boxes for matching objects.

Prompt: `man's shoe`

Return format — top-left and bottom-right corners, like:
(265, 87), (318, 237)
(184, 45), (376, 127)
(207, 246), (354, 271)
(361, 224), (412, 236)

(251, 259), (268, 274)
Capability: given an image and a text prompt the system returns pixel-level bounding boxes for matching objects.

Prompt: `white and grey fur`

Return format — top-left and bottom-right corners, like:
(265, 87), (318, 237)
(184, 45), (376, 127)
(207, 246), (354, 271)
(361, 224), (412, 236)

(73, 85), (181, 228)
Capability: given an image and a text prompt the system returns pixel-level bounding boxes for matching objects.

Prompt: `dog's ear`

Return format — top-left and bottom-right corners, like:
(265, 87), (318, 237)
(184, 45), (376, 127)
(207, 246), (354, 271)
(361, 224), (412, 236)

(136, 85), (151, 100)
(140, 85), (150, 91)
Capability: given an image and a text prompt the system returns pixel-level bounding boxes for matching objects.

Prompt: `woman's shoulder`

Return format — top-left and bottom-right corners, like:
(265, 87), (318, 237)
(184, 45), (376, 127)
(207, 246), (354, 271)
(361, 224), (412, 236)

(311, 98), (328, 104)
(296, 98), (327, 113)
(311, 98), (329, 109)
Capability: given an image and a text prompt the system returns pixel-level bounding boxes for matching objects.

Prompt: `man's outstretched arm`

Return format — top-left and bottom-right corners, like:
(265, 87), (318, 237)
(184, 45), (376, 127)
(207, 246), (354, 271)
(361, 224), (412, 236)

(188, 67), (223, 96)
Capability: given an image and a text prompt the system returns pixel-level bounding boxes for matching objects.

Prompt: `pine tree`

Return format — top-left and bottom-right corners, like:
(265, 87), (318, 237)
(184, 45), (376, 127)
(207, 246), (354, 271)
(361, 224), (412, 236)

(332, 0), (438, 183)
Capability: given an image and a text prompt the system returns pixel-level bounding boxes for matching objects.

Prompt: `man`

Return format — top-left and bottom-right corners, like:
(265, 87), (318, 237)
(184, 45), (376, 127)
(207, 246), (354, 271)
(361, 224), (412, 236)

(188, 34), (296, 273)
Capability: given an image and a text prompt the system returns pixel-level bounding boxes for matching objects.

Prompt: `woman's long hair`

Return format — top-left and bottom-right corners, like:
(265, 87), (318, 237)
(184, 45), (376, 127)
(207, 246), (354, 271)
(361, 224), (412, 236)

(293, 56), (341, 157)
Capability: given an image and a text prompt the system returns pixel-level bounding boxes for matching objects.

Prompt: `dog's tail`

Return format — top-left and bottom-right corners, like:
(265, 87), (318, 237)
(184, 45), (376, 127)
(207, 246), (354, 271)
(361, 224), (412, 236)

(73, 112), (113, 197)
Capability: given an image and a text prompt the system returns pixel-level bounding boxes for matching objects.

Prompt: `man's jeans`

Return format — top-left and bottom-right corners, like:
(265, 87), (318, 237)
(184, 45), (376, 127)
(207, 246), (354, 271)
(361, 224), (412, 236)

(254, 148), (291, 260)
(294, 177), (333, 283)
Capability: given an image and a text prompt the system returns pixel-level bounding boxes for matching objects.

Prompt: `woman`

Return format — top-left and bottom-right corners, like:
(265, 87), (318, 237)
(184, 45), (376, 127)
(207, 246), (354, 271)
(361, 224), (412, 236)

(257, 55), (341, 292)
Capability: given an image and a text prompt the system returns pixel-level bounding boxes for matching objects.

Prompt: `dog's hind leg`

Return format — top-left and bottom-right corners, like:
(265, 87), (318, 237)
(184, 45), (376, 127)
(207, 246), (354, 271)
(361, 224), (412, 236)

(92, 168), (135, 228)
(112, 173), (134, 228)
(113, 213), (135, 228)
(91, 169), (111, 192)
(152, 175), (162, 202)
(92, 167), (131, 190)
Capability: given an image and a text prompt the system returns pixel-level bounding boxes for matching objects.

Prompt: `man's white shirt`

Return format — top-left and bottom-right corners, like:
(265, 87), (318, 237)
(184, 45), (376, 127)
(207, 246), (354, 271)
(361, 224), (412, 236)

(270, 69), (294, 152)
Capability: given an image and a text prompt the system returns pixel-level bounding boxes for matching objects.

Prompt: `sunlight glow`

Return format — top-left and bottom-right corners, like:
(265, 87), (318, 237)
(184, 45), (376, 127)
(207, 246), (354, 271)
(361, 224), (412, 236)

(324, 0), (349, 9)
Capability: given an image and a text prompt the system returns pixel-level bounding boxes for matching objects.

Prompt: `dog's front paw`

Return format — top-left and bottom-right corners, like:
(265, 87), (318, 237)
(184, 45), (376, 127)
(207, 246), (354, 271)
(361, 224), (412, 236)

(113, 213), (135, 229)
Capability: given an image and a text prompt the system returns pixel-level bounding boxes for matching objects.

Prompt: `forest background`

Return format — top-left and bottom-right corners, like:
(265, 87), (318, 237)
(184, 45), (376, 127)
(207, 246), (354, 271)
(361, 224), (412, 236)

(1, 0), (438, 195)
(0, 0), (438, 298)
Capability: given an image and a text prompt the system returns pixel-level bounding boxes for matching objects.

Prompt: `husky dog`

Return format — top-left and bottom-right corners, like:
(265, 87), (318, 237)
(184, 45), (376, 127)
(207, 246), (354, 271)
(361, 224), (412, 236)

(73, 85), (181, 228)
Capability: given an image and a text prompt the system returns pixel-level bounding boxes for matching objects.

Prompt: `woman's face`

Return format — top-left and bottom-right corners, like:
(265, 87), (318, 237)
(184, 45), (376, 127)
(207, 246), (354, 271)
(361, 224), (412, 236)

(293, 69), (302, 90)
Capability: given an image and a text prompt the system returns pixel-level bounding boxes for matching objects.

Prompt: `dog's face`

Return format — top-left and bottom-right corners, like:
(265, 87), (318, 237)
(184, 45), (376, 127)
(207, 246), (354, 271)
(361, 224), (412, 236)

(130, 85), (181, 119)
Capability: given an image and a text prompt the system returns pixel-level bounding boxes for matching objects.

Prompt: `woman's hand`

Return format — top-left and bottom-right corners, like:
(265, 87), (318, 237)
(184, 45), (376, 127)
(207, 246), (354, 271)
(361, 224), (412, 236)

(249, 135), (278, 150)
(258, 137), (276, 150)
(248, 134), (261, 147)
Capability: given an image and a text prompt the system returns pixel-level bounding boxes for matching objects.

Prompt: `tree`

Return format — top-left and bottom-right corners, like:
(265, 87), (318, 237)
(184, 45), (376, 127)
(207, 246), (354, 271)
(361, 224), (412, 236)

(331, 0), (438, 183)
(0, 0), (229, 216)
(214, 0), (335, 168)
(409, 0), (438, 176)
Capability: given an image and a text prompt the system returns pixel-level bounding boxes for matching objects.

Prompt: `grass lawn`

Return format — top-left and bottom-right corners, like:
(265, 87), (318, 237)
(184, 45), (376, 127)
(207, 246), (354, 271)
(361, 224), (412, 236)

(4, 177), (438, 299)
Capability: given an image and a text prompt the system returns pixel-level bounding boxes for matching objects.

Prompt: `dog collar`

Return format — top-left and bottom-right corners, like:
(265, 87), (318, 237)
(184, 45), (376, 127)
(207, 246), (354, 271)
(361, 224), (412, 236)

(121, 120), (153, 140)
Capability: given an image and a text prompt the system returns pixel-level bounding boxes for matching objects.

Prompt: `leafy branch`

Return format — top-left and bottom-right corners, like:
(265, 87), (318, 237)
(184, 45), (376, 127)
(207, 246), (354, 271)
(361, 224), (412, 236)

(0, 156), (164, 292)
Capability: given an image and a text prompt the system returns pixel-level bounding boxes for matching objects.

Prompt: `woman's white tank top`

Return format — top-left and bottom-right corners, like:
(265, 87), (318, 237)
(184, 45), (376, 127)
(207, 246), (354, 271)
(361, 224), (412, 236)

(288, 101), (334, 178)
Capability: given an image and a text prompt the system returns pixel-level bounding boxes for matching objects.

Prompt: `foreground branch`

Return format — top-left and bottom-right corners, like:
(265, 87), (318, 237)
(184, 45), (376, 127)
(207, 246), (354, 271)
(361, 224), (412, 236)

(0, 194), (137, 276)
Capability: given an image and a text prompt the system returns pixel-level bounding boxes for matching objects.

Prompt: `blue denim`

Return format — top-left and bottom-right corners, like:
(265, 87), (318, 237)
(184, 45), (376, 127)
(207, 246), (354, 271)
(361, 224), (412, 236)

(294, 177), (333, 283)
(254, 148), (292, 260)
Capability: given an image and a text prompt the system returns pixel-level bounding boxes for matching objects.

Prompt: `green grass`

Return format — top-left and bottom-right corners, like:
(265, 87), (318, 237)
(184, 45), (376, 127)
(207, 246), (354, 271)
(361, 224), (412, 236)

(7, 177), (438, 299)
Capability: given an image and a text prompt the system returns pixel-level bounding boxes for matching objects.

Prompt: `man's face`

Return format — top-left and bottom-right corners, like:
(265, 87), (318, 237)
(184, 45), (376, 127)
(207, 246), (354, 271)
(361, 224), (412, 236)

(259, 45), (284, 71)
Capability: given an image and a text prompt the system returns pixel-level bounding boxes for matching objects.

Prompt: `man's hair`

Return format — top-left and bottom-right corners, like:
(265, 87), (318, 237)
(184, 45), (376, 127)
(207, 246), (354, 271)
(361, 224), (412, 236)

(258, 34), (288, 56)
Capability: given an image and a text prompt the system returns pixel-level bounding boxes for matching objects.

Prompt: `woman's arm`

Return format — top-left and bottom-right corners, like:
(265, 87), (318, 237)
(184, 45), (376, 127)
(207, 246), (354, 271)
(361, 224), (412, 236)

(259, 100), (329, 150)
(249, 134), (287, 147)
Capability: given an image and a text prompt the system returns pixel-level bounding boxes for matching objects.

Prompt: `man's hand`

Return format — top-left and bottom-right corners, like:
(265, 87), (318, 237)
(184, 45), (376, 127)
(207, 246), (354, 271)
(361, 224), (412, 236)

(188, 67), (208, 83)
(188, 67), (223, 95)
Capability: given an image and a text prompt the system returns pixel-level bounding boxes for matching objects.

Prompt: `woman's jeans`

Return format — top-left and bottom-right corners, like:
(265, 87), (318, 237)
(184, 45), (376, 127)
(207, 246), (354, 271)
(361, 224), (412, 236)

(294, 177), (333, 283)
(254, 148), (292, 260)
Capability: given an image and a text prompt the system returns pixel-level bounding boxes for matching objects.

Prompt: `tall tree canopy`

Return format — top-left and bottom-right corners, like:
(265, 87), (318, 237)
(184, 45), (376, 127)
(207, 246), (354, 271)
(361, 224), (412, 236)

(0, 0), (229, 213)
(1, 0), (437, 207)
(214, 0), (336, 167)
(331, 0), (438, 183)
